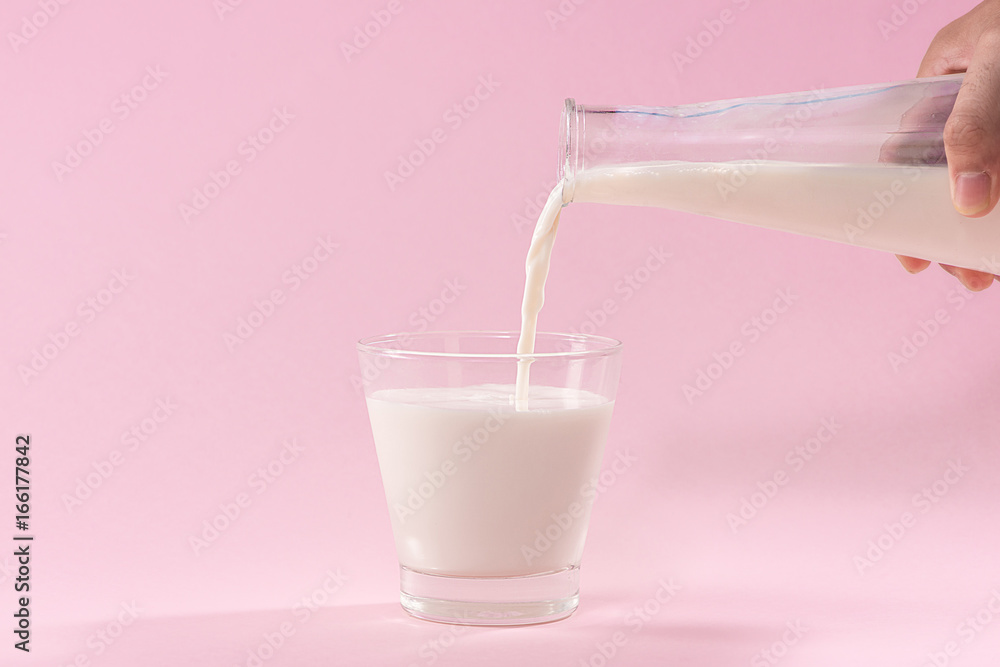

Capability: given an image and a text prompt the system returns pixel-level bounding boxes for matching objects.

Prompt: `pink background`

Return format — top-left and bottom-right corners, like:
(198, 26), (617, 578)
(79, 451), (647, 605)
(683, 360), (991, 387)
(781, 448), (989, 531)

(3, 0), (1000, 664)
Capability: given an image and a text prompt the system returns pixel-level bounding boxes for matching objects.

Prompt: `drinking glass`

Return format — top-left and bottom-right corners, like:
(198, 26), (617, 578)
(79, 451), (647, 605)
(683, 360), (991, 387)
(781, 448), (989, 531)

(358, 331), (622, 625)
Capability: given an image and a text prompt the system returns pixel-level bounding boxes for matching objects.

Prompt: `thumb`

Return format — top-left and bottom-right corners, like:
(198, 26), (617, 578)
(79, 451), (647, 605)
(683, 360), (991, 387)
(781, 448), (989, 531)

(943, 58), (1000, 217)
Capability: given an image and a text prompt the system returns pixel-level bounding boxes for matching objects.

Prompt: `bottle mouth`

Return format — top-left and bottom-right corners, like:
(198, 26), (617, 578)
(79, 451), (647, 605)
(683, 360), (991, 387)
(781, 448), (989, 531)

(559, 98), (579, 204)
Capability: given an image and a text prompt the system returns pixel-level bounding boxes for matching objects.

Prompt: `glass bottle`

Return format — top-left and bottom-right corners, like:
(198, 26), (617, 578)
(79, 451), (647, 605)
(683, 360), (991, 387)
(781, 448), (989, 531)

(558, 74), (1000, 273)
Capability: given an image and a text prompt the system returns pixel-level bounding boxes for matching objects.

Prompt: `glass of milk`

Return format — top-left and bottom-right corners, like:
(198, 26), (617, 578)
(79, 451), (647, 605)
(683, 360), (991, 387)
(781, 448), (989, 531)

(358, 330), (622, 625)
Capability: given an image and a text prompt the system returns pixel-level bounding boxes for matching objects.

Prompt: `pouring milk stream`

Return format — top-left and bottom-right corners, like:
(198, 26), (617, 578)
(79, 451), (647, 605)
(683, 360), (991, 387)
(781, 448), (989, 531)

(514, 73), (1000, 407)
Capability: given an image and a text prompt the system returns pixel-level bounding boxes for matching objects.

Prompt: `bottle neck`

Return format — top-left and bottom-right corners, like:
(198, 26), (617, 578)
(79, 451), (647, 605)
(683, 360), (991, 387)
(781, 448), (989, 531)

(557, 75), (964, 200)
(559, 98), (580, 203)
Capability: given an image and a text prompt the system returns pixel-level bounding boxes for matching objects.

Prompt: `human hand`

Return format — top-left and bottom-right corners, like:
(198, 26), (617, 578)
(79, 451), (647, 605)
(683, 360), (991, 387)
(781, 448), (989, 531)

(897, 0), (1000, 290)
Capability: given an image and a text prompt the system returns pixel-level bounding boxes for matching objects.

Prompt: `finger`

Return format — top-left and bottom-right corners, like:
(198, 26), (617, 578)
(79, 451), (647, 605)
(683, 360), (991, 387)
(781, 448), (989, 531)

(897, 254), (932, 273)
(918, 32), (972, 78)
(917, 10), (978, 78)
(941, 263), (995, 291)
(959, 267), (996, 290)
(942, 37), (1000, 217)
(878, 91), (953, 166)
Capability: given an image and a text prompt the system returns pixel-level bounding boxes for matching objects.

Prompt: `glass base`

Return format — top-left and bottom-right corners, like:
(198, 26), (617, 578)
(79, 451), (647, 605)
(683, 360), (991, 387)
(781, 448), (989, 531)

(399, 565), (580, 626)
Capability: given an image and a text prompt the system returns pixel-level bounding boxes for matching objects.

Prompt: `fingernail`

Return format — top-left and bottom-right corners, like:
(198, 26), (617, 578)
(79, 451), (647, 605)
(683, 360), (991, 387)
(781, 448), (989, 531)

(953, 171), (992, 215)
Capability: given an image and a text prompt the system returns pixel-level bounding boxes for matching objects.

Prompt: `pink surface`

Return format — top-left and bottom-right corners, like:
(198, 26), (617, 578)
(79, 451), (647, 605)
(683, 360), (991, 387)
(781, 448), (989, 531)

(2, 0), (999, 664)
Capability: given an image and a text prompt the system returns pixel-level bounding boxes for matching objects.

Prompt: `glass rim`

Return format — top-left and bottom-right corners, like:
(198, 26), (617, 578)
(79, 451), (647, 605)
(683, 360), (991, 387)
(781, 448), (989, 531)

(356, 330), (622, 360)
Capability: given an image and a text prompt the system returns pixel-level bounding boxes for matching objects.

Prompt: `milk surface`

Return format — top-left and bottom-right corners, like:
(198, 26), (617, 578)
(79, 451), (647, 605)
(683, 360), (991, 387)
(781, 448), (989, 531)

(368, 384), (613, 577)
